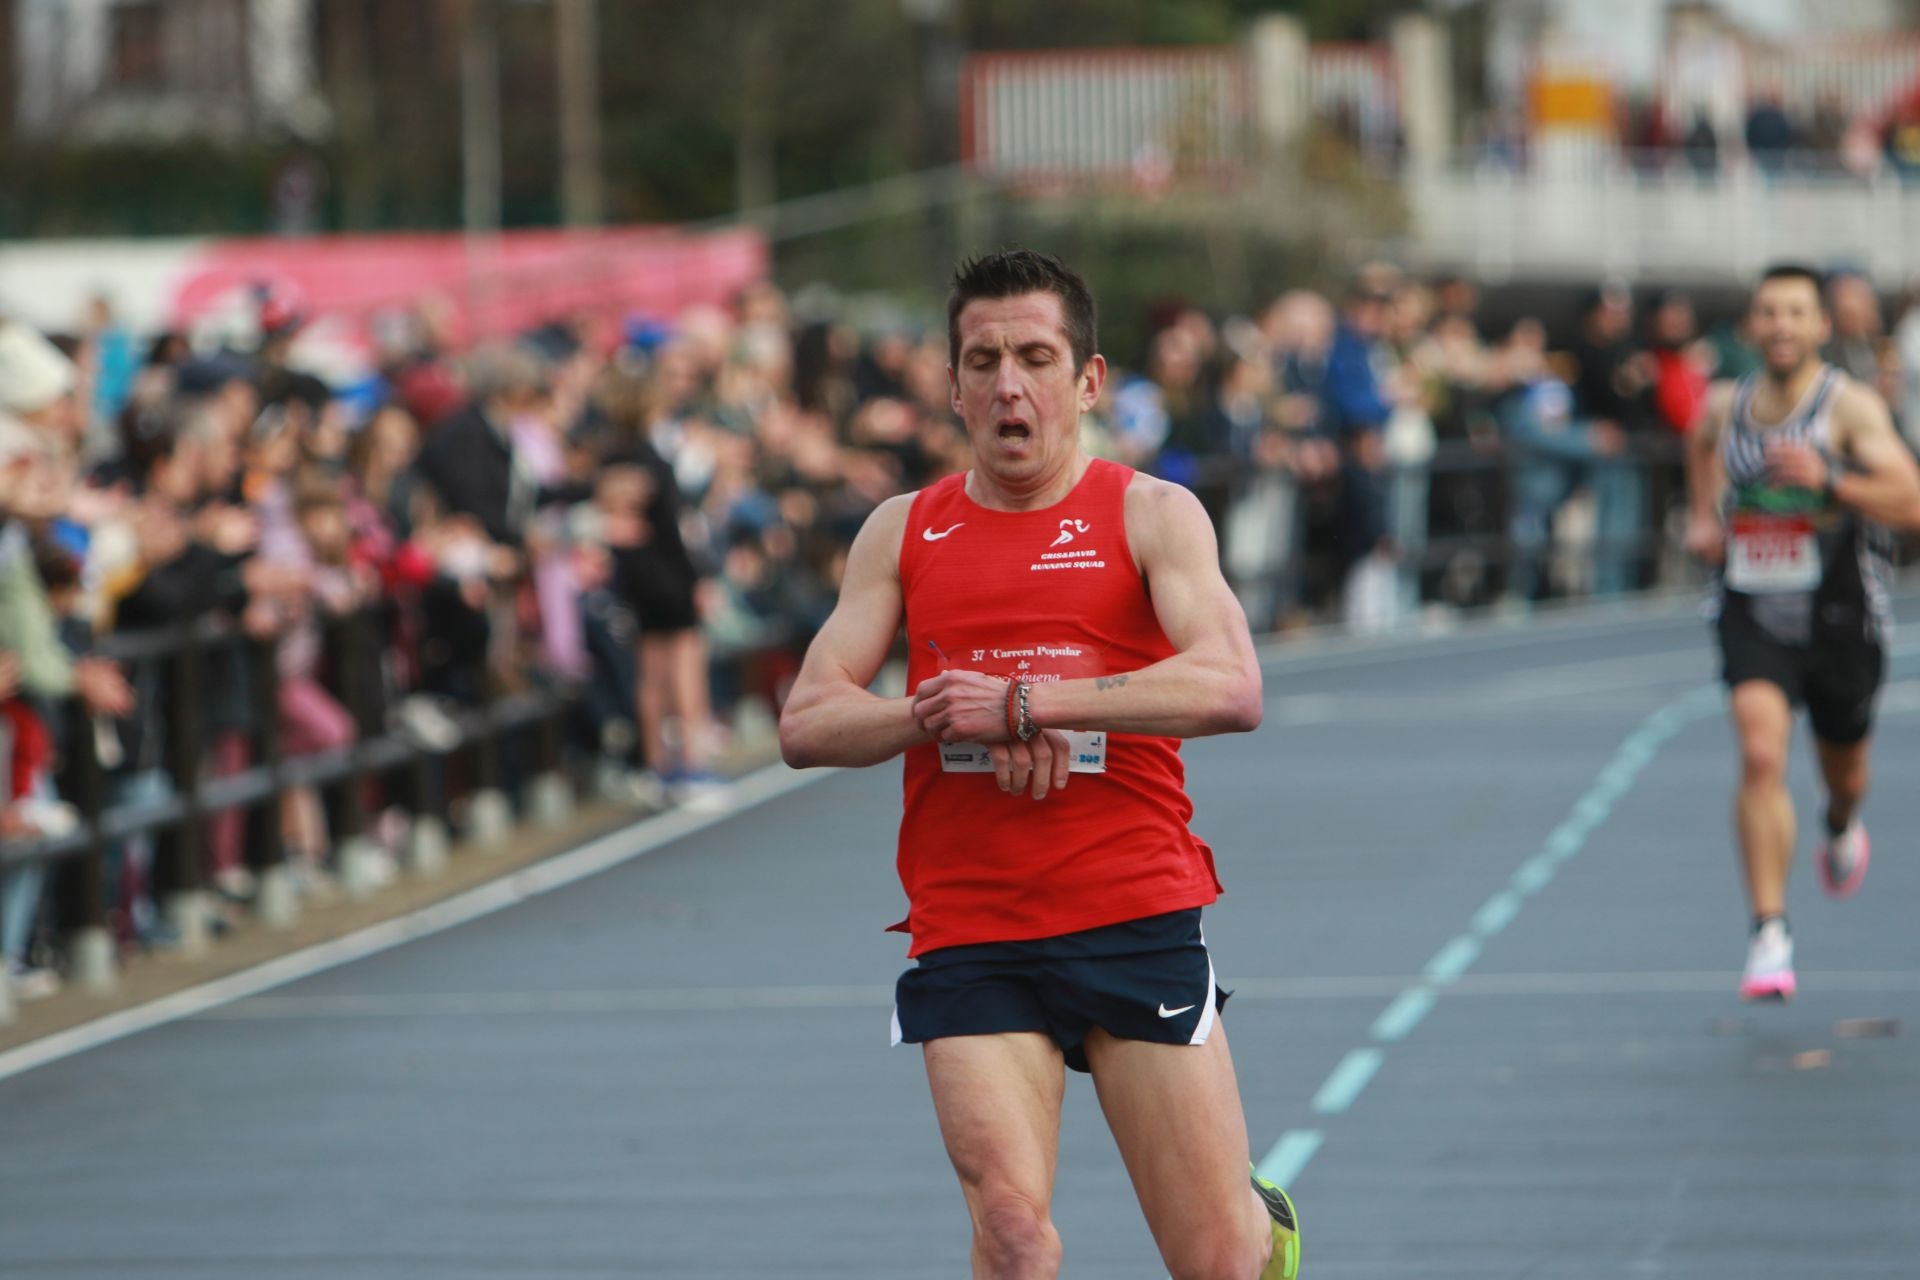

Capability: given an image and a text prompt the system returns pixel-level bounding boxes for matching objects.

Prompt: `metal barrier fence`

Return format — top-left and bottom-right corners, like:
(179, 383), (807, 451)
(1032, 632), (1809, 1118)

(0, 604), (579, 1003)
(1198, 435), (1708, 625)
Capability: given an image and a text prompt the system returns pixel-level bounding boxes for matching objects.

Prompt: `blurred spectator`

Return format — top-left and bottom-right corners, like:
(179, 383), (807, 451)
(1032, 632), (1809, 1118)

(1566, 283), (1648, 595)
(1685, 111), (1721, 177)
(1643, 290), (1713, 567)
(1382, 282), (1441, 613)
(1473, 106), (1524, 170)
(1432, 275), (1483, 338)
(1646, 290), (1711, 436)
(79, 295), (139, 459)
(1421, 280), (1502, 607)
(0, 324), (103, 990)
(595, 366), (726, 803)
(1496, 317), (1621, 603)
(1706, 308), (1763, 384)
(1823, 271), (1885, 390)
(415, 345), (550, 548)
(1112, 323), (1213, 481)
(1803, 92), (1851, 169)
(854, 327), (913, 405)
(376, 303), (467, 431)
(1746, 92), (1795, 176)
(1321, 266), (1404, 633)
(1226, 291), (1336, 628)
(349, 404), (425, 545)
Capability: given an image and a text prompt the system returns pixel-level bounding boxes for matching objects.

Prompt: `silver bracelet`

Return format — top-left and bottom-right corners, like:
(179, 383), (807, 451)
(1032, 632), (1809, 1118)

(1015, 681), (1038, 741)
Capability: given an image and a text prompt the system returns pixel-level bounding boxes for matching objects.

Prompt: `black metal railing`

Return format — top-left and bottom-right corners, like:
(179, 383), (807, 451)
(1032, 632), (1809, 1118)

(0, 603), (581, 992)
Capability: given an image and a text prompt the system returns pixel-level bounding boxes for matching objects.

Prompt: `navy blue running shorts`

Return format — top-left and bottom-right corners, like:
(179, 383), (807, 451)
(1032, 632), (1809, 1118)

(891, 908), (1230, 1073)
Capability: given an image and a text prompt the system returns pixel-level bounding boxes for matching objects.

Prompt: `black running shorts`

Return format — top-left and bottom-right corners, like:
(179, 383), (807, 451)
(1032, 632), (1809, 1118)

(891, 908), (1229, 1074)
(1717, 592), (1884, 745)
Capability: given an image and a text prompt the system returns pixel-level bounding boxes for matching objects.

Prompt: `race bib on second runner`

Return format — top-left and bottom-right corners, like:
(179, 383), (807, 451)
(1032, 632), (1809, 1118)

(1726, 512), (1821, 594)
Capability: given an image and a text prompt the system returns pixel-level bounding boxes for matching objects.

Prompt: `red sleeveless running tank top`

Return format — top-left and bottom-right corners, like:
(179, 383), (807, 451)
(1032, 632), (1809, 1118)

(892, 458), (1220, 956)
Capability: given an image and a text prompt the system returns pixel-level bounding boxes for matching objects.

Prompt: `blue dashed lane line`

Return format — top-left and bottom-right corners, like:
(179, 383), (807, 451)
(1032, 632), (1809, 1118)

(1423, 935), (1481, 984)
(1267, 684), (1722, 1188)
(1470, 889), (1523, 938)
(1369, 987), (1434, 1042)
(1311, 1048), (1384, 1114)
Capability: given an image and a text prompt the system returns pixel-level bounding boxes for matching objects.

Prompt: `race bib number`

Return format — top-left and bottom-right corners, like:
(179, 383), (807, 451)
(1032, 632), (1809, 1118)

(1727, 512), (1820, 594)
(938, 731), (1108, 775)
(927, 636), (1110, 775)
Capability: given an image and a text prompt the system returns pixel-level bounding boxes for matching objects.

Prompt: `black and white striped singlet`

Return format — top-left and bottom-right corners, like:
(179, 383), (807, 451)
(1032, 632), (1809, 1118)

(1716, 364), (1892, 645)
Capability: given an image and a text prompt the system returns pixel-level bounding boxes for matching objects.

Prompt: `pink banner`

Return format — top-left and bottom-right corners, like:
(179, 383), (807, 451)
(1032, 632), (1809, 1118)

(168, 226), (769, 348)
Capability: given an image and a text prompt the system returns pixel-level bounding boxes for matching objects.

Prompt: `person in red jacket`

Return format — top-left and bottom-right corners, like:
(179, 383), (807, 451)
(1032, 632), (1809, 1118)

(1648, 290), (1710, 436)
(779, 250), (1298, 1279)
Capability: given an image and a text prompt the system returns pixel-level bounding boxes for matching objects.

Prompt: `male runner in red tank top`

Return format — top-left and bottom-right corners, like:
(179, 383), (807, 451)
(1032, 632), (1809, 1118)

(781, 250), (1299, 1279)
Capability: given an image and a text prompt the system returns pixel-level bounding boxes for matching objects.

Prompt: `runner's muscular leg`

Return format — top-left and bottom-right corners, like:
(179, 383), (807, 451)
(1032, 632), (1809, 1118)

(1813, 734), (1870, 833)
(924, 1032), (1068, 1280)
(1084, 1023), (1271, 1280)
(1731, 680), (1795, 919)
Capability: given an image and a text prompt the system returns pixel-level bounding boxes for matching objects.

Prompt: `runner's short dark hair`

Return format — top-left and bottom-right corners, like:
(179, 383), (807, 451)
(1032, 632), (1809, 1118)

(1755, 262), (1828, 308)
(948, 249), (1098, 373)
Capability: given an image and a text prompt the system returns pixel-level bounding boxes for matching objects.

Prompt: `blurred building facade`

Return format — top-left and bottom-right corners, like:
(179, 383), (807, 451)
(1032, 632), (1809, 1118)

(10, 0), (326, 141)
(958, 3), (1920, 285)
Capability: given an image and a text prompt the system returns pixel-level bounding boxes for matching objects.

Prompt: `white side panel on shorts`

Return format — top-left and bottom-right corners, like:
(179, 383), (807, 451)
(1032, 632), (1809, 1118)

(890, 1004), (903, 1048)
(1191, 948), (1218, 1046)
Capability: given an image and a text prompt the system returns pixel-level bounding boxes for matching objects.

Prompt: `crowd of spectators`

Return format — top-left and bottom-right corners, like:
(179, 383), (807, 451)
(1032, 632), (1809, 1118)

(1479, 88), (1920, 182)
(4, 260), (1918, 997)
(0, 280), (971, 997)
(1215, 264), (1920, 633)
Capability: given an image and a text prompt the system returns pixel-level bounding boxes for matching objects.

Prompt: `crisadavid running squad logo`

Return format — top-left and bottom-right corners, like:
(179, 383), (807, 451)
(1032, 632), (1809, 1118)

(1050, 518), (1090, 548)
(1034, 518), (1104, 571)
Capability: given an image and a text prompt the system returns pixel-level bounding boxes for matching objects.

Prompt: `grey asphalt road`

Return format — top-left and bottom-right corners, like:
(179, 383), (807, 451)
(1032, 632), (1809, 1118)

(3, 598), (1918, 1279)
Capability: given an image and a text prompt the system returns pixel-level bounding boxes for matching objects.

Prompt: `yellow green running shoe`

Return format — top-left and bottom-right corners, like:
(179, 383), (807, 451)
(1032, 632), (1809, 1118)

(1251, 1164), (1301, 1278)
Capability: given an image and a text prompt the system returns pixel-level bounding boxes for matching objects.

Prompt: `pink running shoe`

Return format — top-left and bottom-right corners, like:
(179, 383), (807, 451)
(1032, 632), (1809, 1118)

(1739, 918), (1796, 1002)
(1817, 819), (1871, 900)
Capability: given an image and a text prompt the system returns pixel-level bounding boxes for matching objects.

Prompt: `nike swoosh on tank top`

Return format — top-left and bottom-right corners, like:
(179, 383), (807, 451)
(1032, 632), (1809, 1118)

(891, 458), (1221, 956)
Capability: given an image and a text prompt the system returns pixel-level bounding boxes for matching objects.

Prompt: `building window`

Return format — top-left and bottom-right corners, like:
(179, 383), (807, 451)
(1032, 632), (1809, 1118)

(110, 2), (166, 90)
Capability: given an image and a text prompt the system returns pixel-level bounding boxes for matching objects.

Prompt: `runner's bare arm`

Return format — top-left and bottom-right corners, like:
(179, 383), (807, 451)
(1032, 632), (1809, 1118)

(778, 496), (930, 768)
(1826, 381), (1920, 531)
(1685, 381), (1735, 563)
(1024, 476), (1262, 739)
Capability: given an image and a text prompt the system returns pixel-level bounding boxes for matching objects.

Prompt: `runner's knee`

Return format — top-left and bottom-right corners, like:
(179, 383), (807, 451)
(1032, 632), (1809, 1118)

(1739, 735), (1786, 787)
(972, 1190), (1060, 1276)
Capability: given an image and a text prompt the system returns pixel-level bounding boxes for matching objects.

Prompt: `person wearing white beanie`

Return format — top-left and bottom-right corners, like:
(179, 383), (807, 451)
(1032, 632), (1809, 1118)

(0, 321), (80, 463)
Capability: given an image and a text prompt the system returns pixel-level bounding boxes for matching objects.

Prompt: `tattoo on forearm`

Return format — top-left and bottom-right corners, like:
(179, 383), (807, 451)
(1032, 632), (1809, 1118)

(1094, 674), (1130, 692)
